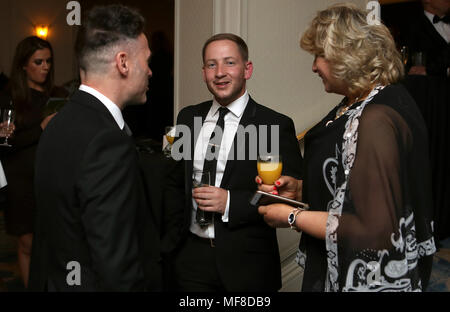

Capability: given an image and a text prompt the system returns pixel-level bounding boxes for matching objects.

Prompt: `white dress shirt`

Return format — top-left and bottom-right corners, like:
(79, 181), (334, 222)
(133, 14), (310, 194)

(0, 161), (7, 188)
(190, 91), (249, 239)
(79, 84), (125, 130)
(425, 10), (450, 43)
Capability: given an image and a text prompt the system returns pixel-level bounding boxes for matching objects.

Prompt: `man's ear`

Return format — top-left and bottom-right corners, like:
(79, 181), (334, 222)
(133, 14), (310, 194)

(202, 65), (207, 83)
(244, 61), (253, 80)
(115, 52), (129, 77)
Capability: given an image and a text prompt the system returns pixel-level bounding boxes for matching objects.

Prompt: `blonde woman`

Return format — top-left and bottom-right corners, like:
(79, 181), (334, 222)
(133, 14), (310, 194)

(257, 3), (436, 292)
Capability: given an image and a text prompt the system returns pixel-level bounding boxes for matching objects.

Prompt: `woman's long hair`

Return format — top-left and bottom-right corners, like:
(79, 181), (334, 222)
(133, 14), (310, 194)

(9, 36), (54, 123)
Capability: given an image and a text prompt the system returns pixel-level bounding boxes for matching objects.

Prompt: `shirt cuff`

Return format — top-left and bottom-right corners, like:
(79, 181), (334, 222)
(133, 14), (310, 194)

(221, 190), (230, 222)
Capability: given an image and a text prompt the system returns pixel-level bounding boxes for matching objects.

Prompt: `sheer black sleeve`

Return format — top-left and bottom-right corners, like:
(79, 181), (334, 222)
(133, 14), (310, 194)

(338, 104), (411, 251)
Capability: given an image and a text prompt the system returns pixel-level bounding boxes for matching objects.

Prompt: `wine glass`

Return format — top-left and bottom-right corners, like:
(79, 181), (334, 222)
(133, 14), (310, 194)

(163, 126), (175, 157)
(192, 170), (212, 227)
(400, 46), (408, 66)
(165, 126), (175, 145)
(412, 51), (426, 67)
(257, 155), (282, 185)
(0, 108), (15, 147)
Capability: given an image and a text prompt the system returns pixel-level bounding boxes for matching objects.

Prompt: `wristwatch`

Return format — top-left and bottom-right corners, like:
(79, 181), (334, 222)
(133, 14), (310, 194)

(288, 208), (303, 231)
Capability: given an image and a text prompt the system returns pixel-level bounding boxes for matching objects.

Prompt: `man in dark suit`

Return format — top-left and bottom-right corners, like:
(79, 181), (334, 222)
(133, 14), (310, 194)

(163, 33), (303, 291)
(402, 0), (450, 243)
(406, 0), (449, 77)
(29, 5), (161, 291)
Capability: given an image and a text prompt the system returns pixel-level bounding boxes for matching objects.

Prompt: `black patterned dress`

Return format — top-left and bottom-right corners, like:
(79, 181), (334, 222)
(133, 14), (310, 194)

(298, 84), (436, 292)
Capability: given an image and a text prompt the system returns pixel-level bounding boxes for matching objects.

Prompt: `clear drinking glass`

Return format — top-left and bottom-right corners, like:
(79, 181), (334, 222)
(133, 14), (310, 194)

(400, 46), (408, 66)
(0, 108), (15, 147)
(163, 126), (175, 157)
(165, 126), (175, 145)
(257, 155), (282, 185)
(412, 51), (426, 66)
(193, 170), (212, 226)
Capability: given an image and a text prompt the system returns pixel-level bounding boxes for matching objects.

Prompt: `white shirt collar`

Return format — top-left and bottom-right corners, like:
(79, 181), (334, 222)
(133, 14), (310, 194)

(210, 90), (249, 119)
(424, 10), (436, 24)
(424, 10), (450, 44)
(79, 84), (125, 130)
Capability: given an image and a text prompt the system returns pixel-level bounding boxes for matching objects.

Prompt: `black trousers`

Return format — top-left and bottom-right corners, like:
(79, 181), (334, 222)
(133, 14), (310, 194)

(173, 233), (225, 292)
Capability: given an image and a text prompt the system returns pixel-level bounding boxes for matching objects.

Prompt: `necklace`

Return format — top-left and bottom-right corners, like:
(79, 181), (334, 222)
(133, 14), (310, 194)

(335, 103), (353, 120)
(325, 89), (373, 127)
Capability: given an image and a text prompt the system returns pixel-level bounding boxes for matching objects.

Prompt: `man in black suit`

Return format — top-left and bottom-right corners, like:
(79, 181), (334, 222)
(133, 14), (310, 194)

(402, 0), (449, 243)
(163, 33), (303, 291)
(29, 5), (160, 291)
(406, 0), (449, 77)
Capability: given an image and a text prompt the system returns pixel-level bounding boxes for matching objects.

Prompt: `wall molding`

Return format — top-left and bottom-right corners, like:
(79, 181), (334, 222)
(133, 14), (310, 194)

(279, 233), (303, 291)
(280, 253), (303, 292)
(213, 0), (248, 39)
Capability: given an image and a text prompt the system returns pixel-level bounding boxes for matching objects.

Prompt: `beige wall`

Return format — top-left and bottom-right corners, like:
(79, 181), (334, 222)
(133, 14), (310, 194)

(0, 0), (78, 86)
(246, 0), (344, 134)
(174, 0), (214, 121)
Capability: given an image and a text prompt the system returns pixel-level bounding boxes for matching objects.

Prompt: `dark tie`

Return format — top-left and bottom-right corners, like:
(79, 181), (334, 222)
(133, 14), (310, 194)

(433, 15), (450, 24)
(122, 122), (132, 136)
(196, 106), (230, 226)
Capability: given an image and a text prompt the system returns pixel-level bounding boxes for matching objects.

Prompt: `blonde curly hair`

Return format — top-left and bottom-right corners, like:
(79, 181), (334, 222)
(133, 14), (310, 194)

(300, 3), (404, 96)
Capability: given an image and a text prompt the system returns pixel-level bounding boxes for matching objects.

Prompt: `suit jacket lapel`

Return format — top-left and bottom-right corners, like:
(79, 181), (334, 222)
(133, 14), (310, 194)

(220, 97), (257, 188)
(421, 13), (448, 47)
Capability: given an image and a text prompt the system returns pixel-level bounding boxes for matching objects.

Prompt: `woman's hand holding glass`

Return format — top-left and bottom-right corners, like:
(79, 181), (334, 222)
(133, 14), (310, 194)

(0, 121), (15, 138)
(255, 175), (302, 201)
(0, 108), (16, 147)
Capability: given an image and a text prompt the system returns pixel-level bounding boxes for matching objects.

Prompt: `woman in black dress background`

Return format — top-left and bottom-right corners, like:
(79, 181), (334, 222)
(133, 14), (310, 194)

(257, 3), (436, 291)
(1, 36), (67, 288)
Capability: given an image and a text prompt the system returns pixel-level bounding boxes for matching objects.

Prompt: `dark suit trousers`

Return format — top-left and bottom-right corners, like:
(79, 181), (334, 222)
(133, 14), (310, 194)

(173, 233), (226, 292)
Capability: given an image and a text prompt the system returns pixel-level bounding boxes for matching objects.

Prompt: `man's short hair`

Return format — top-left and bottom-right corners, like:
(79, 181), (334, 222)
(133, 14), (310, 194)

(75, 4), (145, 72)
(202, 33), (249, 63)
